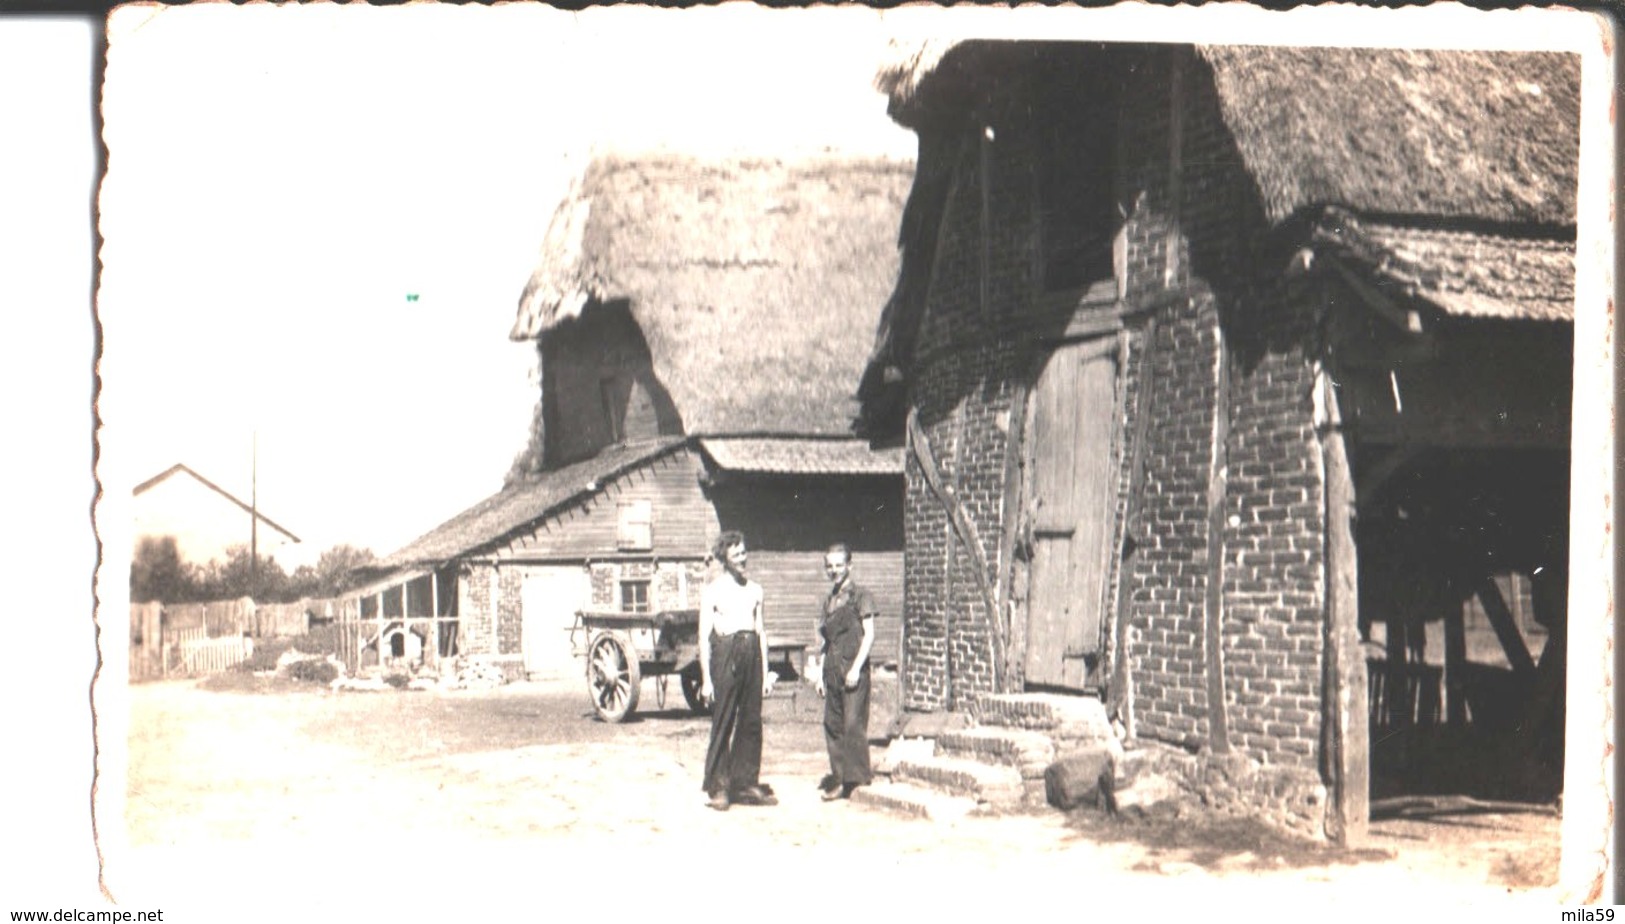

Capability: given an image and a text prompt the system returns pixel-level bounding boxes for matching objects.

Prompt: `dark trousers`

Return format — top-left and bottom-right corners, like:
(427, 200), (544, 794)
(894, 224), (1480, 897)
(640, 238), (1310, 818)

(823, 662), (872, 786)
(702, 631), (763, 796)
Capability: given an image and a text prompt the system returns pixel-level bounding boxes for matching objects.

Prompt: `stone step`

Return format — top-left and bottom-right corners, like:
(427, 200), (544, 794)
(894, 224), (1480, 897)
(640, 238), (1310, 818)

(935, 727), (1057, 779)
(849, 780), (979, 822)
(893, 755), (1026, 808)
(970, 693), (1114, 742)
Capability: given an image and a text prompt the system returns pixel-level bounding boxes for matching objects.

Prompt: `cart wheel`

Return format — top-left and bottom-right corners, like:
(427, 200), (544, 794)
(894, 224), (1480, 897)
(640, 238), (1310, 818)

(655, 675), (668, 710)
(680, 663), (710, 715)
(587, 633), (640, 722)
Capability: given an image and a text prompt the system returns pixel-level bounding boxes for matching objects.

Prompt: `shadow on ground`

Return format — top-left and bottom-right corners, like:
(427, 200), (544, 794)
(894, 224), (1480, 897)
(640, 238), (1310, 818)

(1062, 806), (1393, 873)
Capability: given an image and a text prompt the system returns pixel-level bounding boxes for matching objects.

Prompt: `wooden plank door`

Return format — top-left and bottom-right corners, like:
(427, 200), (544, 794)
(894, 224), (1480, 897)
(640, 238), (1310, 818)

(1024, 336), (1120, 689)
(521, 568), (591, 679)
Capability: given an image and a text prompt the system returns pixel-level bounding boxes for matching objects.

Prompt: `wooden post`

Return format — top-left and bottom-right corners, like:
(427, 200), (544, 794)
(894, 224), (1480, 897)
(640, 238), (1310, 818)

(996, 376), (1031, 694)
(1444, 601), (1467, 726)
(1320, 365), (1369, 845)
(1111, 315), (1160, 730)
(375, 589), (386, 669)
(428, 571), (440, 667)
(1202, 322), (1231, 753)
(1475, 577), (1536, 678)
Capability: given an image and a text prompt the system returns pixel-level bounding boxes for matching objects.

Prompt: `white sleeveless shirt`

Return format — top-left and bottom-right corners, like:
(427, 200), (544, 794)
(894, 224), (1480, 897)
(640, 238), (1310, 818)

(702, 574), (763, 637)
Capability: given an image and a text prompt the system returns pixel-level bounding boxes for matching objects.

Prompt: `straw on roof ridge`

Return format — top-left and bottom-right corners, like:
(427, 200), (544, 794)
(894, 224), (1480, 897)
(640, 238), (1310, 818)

(514, 153), (914, 436)
(877, 41), (1579, 226)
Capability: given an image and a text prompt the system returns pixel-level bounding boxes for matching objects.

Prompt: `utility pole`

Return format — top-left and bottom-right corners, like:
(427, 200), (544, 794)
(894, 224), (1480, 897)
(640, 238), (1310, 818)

(250, 430), (258, 601)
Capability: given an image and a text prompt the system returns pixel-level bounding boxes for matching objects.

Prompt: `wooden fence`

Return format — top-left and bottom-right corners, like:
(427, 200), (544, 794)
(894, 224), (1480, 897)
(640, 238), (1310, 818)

(128, 596), (335, 681)
(179, 634), (253, 673)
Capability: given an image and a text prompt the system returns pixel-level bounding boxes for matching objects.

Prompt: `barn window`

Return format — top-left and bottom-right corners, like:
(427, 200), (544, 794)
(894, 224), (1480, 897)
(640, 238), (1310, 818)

(616, 500), (653, 551)
(620, 579), (651, 614)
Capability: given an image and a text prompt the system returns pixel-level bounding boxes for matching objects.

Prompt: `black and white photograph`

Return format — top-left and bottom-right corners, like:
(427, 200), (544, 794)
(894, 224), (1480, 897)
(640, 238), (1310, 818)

(16, 2), (1614, 917)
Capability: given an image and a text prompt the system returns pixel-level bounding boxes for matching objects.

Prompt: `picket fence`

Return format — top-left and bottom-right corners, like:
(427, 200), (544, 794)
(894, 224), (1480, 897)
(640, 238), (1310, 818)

(179, 634), (254, 674)
(128, 597), (333, 680)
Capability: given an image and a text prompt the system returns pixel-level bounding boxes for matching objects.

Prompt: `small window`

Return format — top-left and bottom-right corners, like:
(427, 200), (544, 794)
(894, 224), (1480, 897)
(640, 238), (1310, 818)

(620, 579), (651, 614)
(617, 500), (652, 551)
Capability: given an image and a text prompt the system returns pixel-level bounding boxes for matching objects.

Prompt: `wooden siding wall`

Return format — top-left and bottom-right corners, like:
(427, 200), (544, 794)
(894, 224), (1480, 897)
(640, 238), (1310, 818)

(747, 550), (905, 666)
(707, 475), (905, 553)
(495, 448), (719, 561)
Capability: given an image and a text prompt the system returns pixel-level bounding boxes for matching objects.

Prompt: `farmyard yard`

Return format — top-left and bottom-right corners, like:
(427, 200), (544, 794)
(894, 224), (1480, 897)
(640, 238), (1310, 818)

(110, 674), (1561, 917)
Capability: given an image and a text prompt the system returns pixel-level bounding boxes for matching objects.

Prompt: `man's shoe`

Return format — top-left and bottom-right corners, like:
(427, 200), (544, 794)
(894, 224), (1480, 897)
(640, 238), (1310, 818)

(817, 773), (839, 793)
(823, 782), (859, 801)
(706, 792), (730, 812)
(733, 785), (778, 807)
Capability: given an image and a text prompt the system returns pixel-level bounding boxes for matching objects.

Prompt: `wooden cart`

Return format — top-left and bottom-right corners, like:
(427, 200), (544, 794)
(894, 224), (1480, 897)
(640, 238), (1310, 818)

(577, 608), (809, 723)
(578, 608), (707, 723)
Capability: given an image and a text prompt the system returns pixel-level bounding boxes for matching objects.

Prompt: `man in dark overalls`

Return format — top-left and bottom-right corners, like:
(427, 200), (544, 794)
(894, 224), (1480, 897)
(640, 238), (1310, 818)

(698, 530), (777, 811)
(815, 542), (877, 801)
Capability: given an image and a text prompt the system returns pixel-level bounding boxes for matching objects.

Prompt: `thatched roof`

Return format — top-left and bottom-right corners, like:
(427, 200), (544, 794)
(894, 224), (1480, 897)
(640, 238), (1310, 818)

(860, 42), (1580, 432)
(378, 437), (686, 568)
(514, 155), (914, 436)
(878, 42), (1580, 226)
(1198, 46), (1579, 227)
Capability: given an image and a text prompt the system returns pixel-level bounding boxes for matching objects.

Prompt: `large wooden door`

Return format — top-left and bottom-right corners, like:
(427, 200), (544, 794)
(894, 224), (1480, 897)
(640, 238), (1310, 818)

(521, 568), (591, 679)
(1024, 336), (1120, 689)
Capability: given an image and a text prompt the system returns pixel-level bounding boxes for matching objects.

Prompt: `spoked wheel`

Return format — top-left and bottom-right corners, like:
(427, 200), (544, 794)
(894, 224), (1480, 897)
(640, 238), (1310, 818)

(586, 633), (640, 722)
(680, 663), (710, 715)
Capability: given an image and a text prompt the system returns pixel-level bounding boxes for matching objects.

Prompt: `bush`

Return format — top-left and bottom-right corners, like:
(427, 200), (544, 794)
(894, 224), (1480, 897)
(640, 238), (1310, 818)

(291, 624), (340, 656)
(240, 638), (295, 673)
(382, 672), (411, 689)
(286, 658), (339, 684)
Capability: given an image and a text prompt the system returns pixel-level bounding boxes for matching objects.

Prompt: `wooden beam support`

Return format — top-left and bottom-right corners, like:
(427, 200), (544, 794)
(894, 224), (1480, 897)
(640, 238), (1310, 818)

(1444, 602), (1468, 726)
(1318, 360), (1369, 845)
(1475, 577), (1537, 679)
(1325, 255), (1422, 334)
(1202, 323), (1231, 754)
(909, 407), (1004, 699)
(1355, 445), (1422, 511)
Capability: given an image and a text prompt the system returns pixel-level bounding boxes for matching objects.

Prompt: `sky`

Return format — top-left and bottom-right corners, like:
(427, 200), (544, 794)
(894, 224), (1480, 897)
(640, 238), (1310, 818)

(98, 3), (918, 567)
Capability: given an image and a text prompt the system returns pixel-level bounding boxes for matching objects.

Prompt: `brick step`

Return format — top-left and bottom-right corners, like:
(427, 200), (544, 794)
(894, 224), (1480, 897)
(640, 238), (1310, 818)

(970, 692), (1114, 742)
(935, 727), (1056, 779)
(892, 756), (1026, 808)
(848, 780), (979, 822)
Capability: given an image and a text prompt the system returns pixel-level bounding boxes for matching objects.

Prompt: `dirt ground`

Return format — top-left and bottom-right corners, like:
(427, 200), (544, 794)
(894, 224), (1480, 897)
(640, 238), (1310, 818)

(108, 675), (1564, 916)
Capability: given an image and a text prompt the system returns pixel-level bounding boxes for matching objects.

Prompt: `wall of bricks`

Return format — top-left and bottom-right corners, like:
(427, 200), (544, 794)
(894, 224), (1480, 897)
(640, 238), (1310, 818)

(458, 564), (498, 657)
(895, 44), (1331, 773)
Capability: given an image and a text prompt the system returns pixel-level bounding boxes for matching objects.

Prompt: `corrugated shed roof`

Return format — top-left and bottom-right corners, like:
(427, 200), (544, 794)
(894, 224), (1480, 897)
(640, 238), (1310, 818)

(1339, 220), (1575, 323)
(513, 154), (913, 436)
(378, 437), (686, 568)
(699, 438), (904, 475)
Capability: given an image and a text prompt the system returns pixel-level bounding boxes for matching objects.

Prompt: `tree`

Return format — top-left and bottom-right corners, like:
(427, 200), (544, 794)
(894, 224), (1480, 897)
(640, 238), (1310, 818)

(193, 544), (290, 602)
(313, 544), (376, 597)
(130, 535), (193, 603)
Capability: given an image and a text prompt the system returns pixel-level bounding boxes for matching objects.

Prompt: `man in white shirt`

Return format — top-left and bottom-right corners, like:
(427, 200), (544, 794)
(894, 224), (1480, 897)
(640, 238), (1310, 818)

(698, 530), (776, 811)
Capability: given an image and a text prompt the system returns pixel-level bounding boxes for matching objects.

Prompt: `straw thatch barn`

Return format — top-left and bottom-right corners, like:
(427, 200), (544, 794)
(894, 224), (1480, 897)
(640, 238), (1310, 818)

(858, 42), (1578, 839)
(351, 155), (914, 681)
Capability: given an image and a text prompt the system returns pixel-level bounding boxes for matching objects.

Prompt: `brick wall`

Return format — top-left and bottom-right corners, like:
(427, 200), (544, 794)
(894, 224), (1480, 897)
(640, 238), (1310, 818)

(460, 564), (497, 656)
(897, 43), (1328, 770)
(496, 568), (523, 656)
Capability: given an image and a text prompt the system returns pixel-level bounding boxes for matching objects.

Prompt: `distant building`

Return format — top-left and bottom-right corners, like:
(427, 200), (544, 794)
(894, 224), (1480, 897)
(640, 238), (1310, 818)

(133, 463), (303, 568)
(353, 154), (914, 681)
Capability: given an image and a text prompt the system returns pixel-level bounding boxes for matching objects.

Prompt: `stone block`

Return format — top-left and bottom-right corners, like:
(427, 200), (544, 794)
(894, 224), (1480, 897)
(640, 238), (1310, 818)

(1042, 745), (1117, 811)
